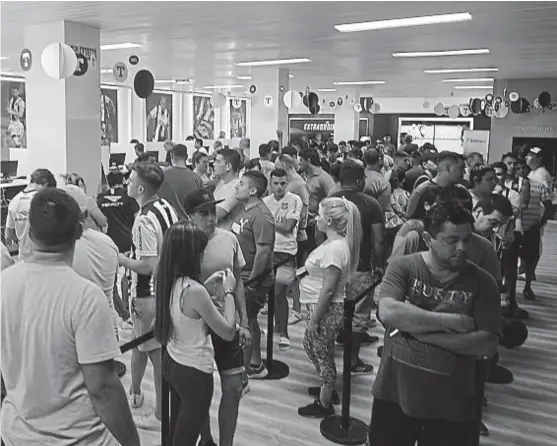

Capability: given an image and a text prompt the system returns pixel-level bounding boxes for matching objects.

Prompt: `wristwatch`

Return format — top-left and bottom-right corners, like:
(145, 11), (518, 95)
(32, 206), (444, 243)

(224, 290), (235, 298)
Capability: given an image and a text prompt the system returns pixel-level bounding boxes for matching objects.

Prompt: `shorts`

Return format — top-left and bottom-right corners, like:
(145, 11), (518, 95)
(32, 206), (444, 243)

(274, 252), (296, 286)
(130, 296), (161, 352)
(242, 271), (272, 320)
(211, 331), (244, 375)
(346, 271), (380, 333)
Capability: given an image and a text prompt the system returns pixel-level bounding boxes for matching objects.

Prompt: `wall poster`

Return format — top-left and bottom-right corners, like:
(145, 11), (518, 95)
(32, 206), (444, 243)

(101, 88), (118, 144)
(230, 98), (247, 138)
(146, 92), (172, 142)
(193, 95), (214, 140)
(1, 80), (26, 149)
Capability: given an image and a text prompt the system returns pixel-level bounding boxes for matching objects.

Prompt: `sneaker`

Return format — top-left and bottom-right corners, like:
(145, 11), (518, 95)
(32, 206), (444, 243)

(308, 386), (340, 405)
(350, 360), (374, 376)
(523, 287), (536, 300)
(288, 310), (303, 325)
(241, 373), (251, 398)
(134, 411), (161, 431)
(247, 362), (268, 379)
(278, 336), (290, 351)
(128, 388), (144, 409)
(336, 331), (379, 346)
(298, 398), (335, 418)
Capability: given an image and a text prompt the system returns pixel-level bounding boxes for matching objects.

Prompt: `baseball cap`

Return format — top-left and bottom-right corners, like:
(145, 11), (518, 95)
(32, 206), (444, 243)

(529, 147), (542, 155)
(183, 189), (224, 213)
(59, 184), (88, 212)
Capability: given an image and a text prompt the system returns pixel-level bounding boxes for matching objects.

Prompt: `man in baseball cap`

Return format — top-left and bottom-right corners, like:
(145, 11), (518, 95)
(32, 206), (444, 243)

(184, 188), (250, 446)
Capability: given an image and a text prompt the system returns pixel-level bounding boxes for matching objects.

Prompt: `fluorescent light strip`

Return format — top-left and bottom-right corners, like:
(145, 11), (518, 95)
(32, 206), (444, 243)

(335, 12), (471, 33)
(101, 43), (141, 51)
(289, 74), (294, 78)
(333, 80), (385, 85)
(1, 75), (25, 82)
(393, 48), (489, 58)
(442, 78), (494, 83)
(235, 58), (310, 67)
(318, 88), (336, 92)
(101, 69), (112, 74)
(155, 80), (175, 83)
(201, 85), (244, 89)
(453, 85), (494, 90)
(425, 67), (498, 74)
(237, 75), (252, 80)
(0, 56), (9, 60)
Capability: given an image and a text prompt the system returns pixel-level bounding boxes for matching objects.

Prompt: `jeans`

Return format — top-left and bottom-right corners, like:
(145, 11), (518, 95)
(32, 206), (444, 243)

(163, 352), (214, 446)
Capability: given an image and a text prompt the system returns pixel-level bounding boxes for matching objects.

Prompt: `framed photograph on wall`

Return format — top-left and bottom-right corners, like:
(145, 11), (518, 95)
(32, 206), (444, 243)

(146, 92), (172, 142)
(101, 87), (118, 144)
(1, 79), (26, 150)
(230, 98), (247, 138)
(398, 117), (474, 154)
(193, 95), (215, 140)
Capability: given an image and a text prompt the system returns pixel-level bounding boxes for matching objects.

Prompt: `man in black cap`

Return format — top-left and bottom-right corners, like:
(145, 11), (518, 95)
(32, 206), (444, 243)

(184, 189), (250, 446)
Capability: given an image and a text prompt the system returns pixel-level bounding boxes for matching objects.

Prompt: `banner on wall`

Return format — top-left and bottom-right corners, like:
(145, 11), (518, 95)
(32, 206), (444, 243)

(462, 130), (490, 158)
(230, 98), (246, 138)
(288, 115), (335, 145)
(146, 92), (172, 142)
(101, 88), (118, 145)
(193, 95), (215, 140)
(1, 80), (26, 150)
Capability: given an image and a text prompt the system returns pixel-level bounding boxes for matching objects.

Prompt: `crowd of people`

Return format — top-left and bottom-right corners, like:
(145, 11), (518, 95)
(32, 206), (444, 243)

(1, 132), (550, 446)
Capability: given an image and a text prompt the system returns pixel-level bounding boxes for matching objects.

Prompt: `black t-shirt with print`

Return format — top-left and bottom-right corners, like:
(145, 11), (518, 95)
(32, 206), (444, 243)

(97, 188), (139, 253)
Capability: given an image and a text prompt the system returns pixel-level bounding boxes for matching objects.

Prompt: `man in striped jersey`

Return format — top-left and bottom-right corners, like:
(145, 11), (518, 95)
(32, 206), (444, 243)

(118, 161), (178, 431)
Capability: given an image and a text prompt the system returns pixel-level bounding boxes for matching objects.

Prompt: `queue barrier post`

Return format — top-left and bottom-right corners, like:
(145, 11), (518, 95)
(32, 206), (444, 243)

(320, 277), (381, 445)
(261, 255), (295, 380)
(470, 358), (489, 446)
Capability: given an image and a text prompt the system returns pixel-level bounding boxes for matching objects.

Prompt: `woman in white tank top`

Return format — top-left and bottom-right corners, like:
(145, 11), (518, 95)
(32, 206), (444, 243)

(154, 221), (237, 446)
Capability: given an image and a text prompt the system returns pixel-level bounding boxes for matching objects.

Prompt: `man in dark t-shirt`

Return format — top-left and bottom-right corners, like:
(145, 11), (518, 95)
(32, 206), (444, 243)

(158, 144), (203, 220)
(329, 161), (385, 374)
(370, 201), (501, 446)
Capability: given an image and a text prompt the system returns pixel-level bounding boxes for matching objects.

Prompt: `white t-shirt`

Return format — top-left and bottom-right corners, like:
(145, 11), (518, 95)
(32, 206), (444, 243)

(215, 177), (241, 228)
(1, 259), (120, 446)
(6, 188), (36, 259)
(263, 192), (302, 255)
(299, 238), (350, 304)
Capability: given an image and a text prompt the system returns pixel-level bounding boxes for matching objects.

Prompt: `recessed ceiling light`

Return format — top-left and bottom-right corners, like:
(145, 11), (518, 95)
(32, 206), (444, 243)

(201, 85), (244, 89)
(235, 58), (311, 67)
(393, 48), (489, 58)
(333, 80), (386, 86)
(318, 88), (336, 92)
(101, 43), (142, 51)
(335, 12), (472, 33)
(425, 67), (498, 74)
(442, 78), (494, 83)
(237, 75), (252, 80)
(453, 85), (494, 90)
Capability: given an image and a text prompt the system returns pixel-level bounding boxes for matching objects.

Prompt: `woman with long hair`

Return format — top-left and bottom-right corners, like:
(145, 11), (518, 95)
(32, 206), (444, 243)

(297, 197), (362, 418)
(154, 221), (237, 445)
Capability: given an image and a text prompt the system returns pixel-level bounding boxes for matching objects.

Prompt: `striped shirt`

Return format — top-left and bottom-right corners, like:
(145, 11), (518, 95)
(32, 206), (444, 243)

(129, 198), (178, 298)
(521, 179), (550, 231)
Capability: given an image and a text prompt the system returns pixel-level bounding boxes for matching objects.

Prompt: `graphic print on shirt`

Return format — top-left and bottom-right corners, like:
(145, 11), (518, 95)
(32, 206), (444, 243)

(408, 278), (473, 313)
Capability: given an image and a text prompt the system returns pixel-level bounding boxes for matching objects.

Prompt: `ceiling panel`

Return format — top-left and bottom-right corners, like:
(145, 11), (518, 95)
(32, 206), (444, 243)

(1, 1), (557, 97)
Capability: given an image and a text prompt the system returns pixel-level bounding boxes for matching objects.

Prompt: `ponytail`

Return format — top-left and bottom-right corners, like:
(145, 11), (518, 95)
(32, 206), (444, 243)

(345, 200), (362, 276)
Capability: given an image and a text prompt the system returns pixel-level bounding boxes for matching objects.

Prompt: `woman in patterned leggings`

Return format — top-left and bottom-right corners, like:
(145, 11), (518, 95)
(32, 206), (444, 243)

(297, 197), (362, 418)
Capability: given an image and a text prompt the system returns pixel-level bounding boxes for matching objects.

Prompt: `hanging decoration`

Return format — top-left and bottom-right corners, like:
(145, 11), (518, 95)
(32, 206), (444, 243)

(337, 98), (343, 106)
(129, 55), (140, 66)
(329, 101), (336, 108)
(448, 104), (460, 119)
(249, 85), (257, 94)
(370, 102), (381, 114)
(283, 90), (302, 109)
(20, 49), (32, 71)
(433, 102), (445, 116)
(134, 69), (155, 99)
(423, 100), (430, 109)
(308, 92), (320, 114)
(112, 62), (128, 82)
(354, 103), (362, 112)
(538, 91), (552, 110)
(41, 42), (78, 79)
(211, 92), (227, 108)
(264, 95), (274, 107)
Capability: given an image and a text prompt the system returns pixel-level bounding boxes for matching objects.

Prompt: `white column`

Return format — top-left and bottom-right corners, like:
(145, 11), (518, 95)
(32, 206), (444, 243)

(334, 88), (360, 143)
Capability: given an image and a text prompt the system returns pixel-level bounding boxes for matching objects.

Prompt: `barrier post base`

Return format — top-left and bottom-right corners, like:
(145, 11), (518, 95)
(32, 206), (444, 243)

(320, 415), (368, 445)
(261, 359), (290, 380)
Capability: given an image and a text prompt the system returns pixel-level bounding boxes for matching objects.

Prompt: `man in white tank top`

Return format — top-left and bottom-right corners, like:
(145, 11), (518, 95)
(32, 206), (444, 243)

(184, 189), (249, 446)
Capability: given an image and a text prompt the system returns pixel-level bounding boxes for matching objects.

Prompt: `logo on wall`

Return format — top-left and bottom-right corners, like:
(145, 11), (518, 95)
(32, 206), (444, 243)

(74, 53), (88, 76)
(69, 45), (98, 69)
(129, 55), (139, 66)
(113, 62), (128, 82)
(20, 49), (32, 71)
(264, 95), (273, 107)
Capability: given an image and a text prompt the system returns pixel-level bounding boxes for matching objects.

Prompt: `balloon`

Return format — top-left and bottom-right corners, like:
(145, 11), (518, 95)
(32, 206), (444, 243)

(470, 98), (482, 115)
(134, 70), (155, 99)
(41, 42), (78, 79)
(508, 92), (520, 102)
(448, 105), (460, 119)
(539, 91), (552, 108)
(370, 103), (381, 114)
(211, 92), (226, 108)
(434, 102), (445, 116)
(283, 90), (303, 108)
(423, 100), (430, 109)
(308, 92), (319, 108)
